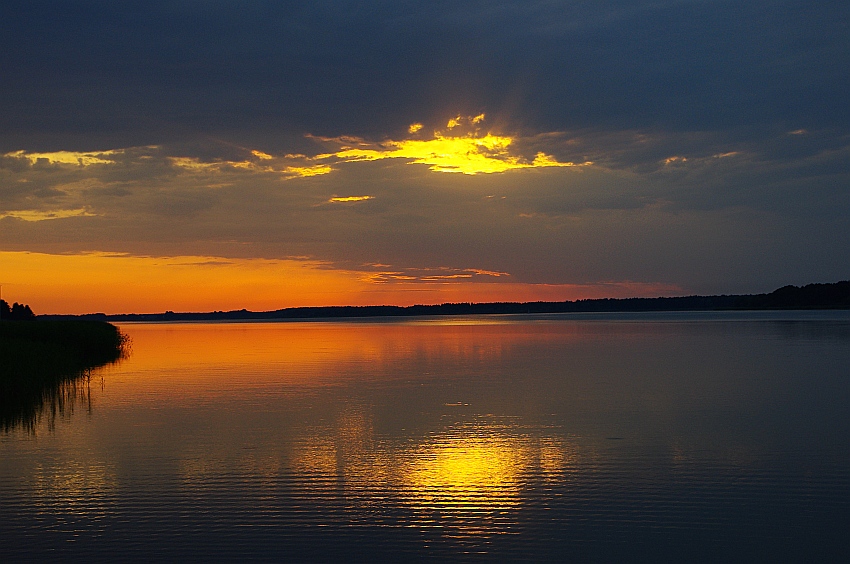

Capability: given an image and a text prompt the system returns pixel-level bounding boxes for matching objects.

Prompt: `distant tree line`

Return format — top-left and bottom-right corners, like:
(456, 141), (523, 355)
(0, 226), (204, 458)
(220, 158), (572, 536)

(0, 299), (35, 321)
(45, 279), (850, 322)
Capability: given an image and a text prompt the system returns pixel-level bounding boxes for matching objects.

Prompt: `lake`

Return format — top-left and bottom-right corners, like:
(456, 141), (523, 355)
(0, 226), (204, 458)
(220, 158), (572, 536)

(2, 312), (849, 561)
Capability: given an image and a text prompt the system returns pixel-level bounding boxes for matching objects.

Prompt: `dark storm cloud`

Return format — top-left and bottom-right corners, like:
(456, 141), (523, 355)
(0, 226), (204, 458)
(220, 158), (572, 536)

(2, 1), (848, 151)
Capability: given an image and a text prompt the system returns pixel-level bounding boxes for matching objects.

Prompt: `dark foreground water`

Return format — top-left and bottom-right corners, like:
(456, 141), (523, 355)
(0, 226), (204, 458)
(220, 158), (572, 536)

(1, 312), (849, 562)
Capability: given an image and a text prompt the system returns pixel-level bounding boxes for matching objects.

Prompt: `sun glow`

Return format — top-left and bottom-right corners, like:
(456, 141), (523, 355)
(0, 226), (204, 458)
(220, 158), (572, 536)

(333, 133), (524, 173)
(313, 115), (590, 175)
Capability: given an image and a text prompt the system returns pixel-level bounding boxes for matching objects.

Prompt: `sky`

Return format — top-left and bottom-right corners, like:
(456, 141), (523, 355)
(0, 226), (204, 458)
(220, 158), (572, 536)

(1, 1), (849, 314)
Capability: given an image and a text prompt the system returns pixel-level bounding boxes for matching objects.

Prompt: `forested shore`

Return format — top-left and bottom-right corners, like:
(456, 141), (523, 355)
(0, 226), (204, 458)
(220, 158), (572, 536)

(41, 280), (850, 322)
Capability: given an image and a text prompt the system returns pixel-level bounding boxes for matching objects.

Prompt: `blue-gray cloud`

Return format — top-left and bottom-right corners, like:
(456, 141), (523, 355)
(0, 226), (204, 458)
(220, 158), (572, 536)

(2, 1), (848, 148)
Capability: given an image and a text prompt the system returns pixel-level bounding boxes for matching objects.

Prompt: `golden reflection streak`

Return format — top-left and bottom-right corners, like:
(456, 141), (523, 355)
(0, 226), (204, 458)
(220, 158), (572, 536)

(404, 434), (527, 510)
(399, 422), (578, 536)
(31, 461), (117, 516)
(285, 408), (577, 537)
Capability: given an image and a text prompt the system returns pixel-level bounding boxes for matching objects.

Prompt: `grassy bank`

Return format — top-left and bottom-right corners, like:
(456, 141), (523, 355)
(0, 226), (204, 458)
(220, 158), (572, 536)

(0, 320), (128, 431)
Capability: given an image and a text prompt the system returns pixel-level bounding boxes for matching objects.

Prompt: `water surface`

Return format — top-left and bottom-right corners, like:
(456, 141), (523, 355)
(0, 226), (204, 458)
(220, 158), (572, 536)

(2, 312), (849, 561)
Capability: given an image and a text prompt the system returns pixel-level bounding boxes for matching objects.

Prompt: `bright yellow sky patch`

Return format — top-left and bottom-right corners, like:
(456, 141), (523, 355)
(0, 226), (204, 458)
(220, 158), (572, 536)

(304, 115), (590, 175)
(323, 132), (586, 175)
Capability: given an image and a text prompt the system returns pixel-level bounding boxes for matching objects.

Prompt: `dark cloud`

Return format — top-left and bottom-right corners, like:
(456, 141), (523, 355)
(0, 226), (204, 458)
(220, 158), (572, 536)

(2, 1), (848, 150)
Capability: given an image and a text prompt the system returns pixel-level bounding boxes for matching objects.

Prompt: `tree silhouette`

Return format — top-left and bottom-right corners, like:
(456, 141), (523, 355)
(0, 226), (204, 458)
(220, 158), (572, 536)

(0, 299), (35, 321)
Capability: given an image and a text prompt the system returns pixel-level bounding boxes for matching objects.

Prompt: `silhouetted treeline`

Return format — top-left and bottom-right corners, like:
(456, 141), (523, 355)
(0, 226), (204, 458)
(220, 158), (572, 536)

(0, 299), (35, 320)
(740, 281), (850, 309)
(40, 280), (850, 322)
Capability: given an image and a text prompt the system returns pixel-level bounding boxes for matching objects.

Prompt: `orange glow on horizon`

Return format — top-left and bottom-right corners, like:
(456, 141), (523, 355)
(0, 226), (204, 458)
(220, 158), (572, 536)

(0, 251), (682, 315)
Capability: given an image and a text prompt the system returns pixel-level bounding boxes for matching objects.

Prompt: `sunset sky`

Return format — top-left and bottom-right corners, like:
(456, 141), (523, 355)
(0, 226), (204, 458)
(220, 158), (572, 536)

(2, 1), (848, 314)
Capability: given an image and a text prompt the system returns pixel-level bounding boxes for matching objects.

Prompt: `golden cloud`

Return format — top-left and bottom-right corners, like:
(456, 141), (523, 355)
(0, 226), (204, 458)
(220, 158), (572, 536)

(4, 116), (589, 181)
(4, 150), (122, 167)
(363, 266), (510, 284)
(282, 164), (334, 178)
(0, 208), (97, 222)
(328, 196), (373, 203)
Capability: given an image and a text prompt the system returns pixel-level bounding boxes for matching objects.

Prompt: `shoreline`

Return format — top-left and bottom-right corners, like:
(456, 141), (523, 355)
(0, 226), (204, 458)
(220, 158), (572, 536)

(37, 280), (850, 322)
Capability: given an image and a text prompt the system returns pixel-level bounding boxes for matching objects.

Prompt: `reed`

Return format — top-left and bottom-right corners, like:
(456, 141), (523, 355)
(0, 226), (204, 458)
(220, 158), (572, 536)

(0, 320), (128, 431)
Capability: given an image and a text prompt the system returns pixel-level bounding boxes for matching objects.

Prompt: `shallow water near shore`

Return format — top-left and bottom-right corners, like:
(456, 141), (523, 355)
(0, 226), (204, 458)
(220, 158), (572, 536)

(2, 312), (849, 561)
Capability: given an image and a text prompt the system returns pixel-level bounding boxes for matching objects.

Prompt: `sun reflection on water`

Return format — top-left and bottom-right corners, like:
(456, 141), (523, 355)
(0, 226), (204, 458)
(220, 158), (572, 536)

(286, 408), (578, 538)
(399, 419), (579, 538)
(30, 461), (117, 518)
(401, 432), (528, 538)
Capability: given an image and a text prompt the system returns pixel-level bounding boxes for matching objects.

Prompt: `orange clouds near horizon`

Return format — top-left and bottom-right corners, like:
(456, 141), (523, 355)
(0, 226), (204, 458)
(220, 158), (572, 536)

(0, 251), (682, 315)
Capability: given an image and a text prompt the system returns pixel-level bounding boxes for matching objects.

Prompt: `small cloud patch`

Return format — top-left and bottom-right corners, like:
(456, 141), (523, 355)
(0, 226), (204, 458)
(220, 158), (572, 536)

(0, 208), (98, 222)
(328, 195), (373, 203)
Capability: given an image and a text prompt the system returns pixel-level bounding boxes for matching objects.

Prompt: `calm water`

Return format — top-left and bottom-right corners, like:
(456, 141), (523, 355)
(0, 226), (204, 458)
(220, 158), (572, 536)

(2, 312), (849, 562)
